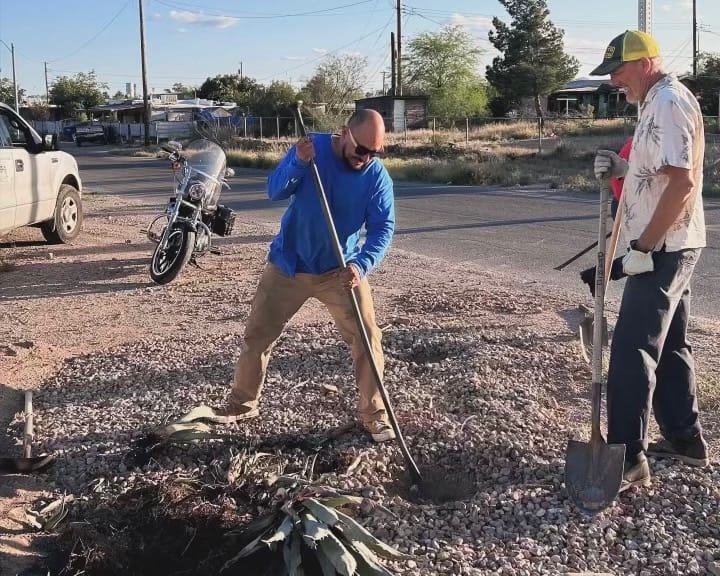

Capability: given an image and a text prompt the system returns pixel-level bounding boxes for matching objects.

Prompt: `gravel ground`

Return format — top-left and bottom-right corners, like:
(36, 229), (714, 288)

(1, 193), (719, 576)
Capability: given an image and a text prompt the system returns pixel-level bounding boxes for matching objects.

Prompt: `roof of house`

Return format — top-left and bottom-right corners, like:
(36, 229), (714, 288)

(552, 78), (619, 94)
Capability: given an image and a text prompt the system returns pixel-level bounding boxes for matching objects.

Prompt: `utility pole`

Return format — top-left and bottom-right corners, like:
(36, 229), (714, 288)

(0, 40), (19, 111)
(238, 61), (243, 82)
(44, 61), (50, 104)
(138, 0), (151, 146)
(396, 0), (402, 96)
(692, 0), (697, 77)
(382, 71), (387, 95)
(638, 0), (652, 34)
(11, 43), (19, 112)
(390, 32), (396, 96)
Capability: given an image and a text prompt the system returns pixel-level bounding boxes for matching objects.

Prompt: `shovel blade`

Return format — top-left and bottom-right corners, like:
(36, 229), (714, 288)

(0, 453), (55, 473)
(565, 438), (625, 514)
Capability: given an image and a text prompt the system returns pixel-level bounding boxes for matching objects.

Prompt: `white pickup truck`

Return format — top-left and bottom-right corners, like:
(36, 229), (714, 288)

(0, 103), (83, 243)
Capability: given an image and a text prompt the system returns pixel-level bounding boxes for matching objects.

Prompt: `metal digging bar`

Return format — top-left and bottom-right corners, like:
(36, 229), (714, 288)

(554, 231), (612, 271)
(564, 183), (625, 514)
(292, 102), (423, 487)
(0, 391), (54, 473)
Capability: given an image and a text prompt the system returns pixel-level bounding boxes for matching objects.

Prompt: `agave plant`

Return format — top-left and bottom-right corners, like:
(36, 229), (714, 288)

(221, 485), (407, 576)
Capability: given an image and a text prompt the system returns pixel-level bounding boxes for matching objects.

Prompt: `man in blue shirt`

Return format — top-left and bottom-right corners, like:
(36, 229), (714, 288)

(215, 108), (397, 442)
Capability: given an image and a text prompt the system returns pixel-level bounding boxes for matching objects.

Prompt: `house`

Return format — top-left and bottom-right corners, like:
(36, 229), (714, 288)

(547, 79), (628, 118)
(90, 95), (237, 124)
(354, 95), (428, 131)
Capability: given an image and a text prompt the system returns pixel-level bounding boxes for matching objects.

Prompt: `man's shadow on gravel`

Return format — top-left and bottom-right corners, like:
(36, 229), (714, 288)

(0, 256), (150, 300)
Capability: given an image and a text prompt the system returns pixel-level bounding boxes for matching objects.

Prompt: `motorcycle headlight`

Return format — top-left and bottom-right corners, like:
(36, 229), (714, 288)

(187, 182), (205, 201)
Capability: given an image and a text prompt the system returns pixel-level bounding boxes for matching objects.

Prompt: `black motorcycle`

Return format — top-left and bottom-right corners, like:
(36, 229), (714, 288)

(147, 139), (235, 284)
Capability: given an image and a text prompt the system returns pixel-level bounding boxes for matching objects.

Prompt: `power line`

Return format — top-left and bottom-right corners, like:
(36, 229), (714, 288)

(153, 0), (383, 20)
(47, 0), (132, 63)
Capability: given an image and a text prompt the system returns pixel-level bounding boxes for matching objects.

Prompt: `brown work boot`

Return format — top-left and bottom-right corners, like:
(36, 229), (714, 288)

(211, 405), (260, 424)
(647, 435), (709, 468)
(364, 420), (396, 443)
(619, 453), (651, 493)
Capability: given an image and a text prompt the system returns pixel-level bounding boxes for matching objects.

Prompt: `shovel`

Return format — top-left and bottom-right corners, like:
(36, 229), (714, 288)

(578, 193), (624, 363)
(292, 103), (423, 487)
(565, 184), (625, 514)
(0, 391), (54, 473)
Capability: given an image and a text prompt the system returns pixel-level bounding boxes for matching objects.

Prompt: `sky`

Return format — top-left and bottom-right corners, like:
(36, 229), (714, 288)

(1, 0), (719, 100)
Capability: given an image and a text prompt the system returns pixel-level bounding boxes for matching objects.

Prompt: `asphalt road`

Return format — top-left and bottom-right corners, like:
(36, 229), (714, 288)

(69, 143), (720, 321)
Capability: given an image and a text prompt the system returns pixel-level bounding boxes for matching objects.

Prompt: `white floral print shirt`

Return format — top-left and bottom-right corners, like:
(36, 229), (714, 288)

(621, 74), (706, 251)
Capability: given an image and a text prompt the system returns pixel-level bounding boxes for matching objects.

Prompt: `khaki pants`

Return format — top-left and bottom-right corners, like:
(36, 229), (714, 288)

(230, 262), (386, 424)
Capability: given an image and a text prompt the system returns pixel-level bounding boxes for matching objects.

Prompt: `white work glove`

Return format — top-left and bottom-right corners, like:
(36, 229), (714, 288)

(594, 149), (629, 180)
(622, 240), (654, 275)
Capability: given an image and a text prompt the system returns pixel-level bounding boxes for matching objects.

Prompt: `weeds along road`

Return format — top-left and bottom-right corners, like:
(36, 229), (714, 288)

(72, 143), (720, 320)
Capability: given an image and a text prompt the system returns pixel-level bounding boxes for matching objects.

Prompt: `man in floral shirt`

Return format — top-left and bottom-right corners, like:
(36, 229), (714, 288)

(590, 30), (708, 491)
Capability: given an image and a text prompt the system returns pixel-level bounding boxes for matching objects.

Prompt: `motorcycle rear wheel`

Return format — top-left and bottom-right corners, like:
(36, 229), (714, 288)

(150, 227), (195, 284)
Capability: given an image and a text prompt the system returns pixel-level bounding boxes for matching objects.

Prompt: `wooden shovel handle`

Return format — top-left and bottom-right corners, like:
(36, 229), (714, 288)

(604, 194), (624, 291)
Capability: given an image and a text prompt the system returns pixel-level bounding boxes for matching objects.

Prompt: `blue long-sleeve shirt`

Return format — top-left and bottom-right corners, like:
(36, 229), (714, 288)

(266, 133), (395, 278)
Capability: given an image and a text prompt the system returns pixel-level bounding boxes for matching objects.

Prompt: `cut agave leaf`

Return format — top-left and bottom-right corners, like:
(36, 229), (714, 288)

(157, 421), (211, 443)
(332, 509), (407, 560)
(320, 495), (364, 509)
(315, 544), (339, 576)
(346, 540), (396, 576)
(221, 526), (273, 571)
(230, 511), (278, 543)
(177, 405), (217, 423)
(300, 498), (339, 527)
(262, 515), (294, 547)
(317, 531), (357, 576)
(300, 511), (332, 543)
(283, 532), (303, 576)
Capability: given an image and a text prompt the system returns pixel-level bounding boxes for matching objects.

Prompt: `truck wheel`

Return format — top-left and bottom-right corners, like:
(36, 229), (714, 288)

(41, 185), (83, 244)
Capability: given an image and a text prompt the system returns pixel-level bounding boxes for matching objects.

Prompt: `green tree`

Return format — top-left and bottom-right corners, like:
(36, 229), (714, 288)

(486, 0), (579, 119)
(403, 25), (489, 117)
(694, 52), (720, 116)
(49, 71), (108, 118)
(0, 77), (25, 108)
(302, 54), (367, 120)
(197, 74), (260, 109)
(254, 81), (298, 117)
(170, 82), (197, 99)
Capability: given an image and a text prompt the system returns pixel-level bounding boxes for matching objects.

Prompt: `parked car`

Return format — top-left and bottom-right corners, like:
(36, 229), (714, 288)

(0, 103), (83, 243)
(74, 122), (107, 146)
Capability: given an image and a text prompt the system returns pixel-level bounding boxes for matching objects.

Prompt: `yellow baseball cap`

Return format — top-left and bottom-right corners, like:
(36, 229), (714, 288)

(590, 30), (661, 76)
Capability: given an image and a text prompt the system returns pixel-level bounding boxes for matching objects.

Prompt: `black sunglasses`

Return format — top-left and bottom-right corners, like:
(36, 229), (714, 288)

(347, 128), (383, 158)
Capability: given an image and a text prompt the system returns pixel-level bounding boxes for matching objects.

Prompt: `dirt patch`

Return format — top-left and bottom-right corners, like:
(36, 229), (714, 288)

(1, 192), (718, 575)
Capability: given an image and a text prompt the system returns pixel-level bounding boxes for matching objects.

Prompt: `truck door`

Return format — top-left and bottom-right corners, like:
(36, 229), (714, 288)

(1, 108), (54, 226)
(0, 115), (16, 234)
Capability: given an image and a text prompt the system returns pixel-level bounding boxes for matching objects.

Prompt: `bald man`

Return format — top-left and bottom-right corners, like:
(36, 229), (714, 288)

(215, 109), (397, 442)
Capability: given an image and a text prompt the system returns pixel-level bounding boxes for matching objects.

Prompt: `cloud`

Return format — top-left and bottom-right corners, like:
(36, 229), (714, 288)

(281, 56), (306, 61)
(168, 10), (239, 29)
(177, 28), (188, 33)
(312, 48), (328, 55)
(448, 14), (495, 39)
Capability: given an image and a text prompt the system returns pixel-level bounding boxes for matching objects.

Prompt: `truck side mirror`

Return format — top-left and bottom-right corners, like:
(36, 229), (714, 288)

(43, 133), (59, 151)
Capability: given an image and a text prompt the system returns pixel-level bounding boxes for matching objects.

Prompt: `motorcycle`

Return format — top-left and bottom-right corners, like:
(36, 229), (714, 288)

(147, 139), (236, 284)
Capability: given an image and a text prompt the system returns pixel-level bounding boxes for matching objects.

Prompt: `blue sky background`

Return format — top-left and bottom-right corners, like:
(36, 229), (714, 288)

(1, 0), (718, 98)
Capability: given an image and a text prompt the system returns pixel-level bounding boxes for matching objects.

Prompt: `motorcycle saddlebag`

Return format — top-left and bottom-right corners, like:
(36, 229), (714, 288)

(212, 205), (236, 237)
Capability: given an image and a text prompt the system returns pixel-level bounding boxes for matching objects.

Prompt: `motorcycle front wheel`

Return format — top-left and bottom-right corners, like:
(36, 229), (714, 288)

(150, 226), (195, 284)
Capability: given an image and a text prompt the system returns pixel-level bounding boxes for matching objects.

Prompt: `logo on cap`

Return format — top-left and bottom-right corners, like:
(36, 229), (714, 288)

(605, 46), (616, 59)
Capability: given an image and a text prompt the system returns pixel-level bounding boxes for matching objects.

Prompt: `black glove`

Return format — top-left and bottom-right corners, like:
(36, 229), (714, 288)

(579, 257), (627, 297)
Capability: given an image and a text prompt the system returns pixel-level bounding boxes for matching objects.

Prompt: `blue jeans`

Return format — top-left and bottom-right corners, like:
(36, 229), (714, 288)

(607, 248), (703, 458)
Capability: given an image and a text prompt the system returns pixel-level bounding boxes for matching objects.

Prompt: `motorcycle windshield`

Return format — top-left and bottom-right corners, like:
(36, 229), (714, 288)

(183, 139), (227, 182)
(182, 139), (227, 210)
